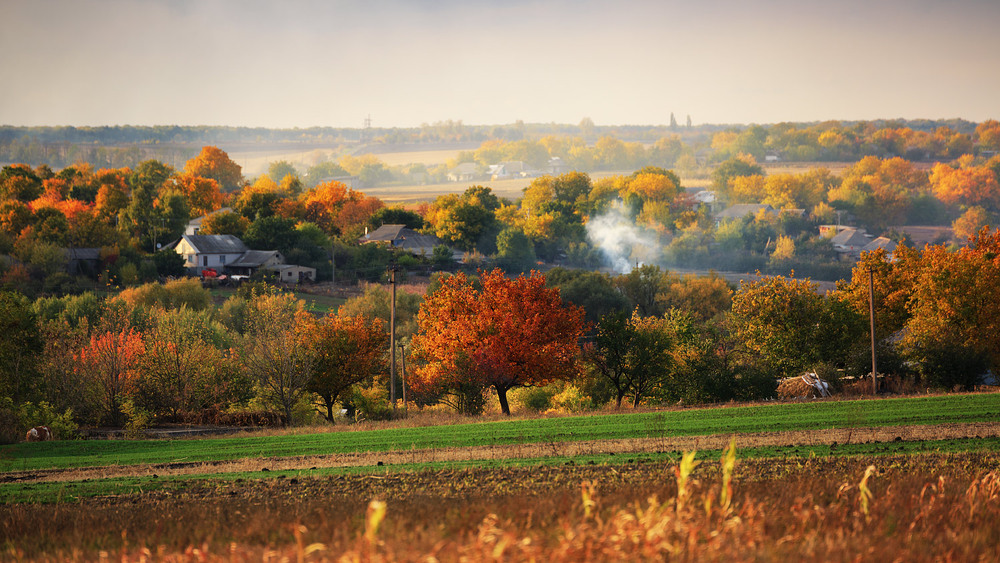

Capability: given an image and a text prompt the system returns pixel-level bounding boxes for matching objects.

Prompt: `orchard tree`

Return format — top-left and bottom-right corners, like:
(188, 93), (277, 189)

(411, 269), (586, 415)
(305, 314), (387, 421)
(585, 311), (671, 409)
(138, 307), (231, 420)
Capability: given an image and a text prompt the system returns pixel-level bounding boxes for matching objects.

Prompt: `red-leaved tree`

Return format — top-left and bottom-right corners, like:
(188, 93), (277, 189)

(411, 269), (586, 415)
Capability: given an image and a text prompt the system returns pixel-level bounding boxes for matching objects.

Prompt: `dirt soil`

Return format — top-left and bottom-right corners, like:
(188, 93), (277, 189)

(6, 421), (998, 485)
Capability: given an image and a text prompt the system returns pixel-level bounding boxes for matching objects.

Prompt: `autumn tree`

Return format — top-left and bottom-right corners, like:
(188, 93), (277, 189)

(198, 209), (250, 237)
(305, 314), (387, 421)
(239, 293), (314, 424)
(184, 146), (243, 192)
(411, 269), (586, 415)
(138, 307), (232, 420)
(930, 157), (1000, 212)
(952, 206), (994, 241)
(176, 174), (224, 217)
(900, 228), (1000, 388)
(77, 325), (145, 426)
(425, 186), (502, 253)
(301, 180), (384, 237)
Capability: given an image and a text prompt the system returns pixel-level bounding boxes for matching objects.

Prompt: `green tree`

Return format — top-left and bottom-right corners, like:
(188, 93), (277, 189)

(268, 161), (298, 183)
(243, 216), (300, 254)
(731, 275), (861, 379)
(0, 292), (43, 403)
(495, 227), (537, 273)
(367, 207), (425, 231)
(585, 310), (675, 408)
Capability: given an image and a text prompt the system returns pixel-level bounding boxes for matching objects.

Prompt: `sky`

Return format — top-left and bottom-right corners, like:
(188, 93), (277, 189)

(2, 0), (998, 129)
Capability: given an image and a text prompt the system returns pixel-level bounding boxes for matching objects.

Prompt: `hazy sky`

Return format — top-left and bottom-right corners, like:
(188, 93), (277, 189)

(2, 0), (998, 128)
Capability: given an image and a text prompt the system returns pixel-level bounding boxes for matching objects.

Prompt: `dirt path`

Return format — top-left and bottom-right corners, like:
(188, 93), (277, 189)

(5, 421), (998, 485)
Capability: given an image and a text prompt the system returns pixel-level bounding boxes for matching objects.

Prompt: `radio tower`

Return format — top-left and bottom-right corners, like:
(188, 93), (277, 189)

(360, 114), (372, 144)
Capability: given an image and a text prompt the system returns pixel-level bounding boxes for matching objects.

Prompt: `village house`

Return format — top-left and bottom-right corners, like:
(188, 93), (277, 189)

(171, 234), (315, 281)
(446, 162), (479, 182)
(173, 234), (250, 275)
(361, 224), (446, 257)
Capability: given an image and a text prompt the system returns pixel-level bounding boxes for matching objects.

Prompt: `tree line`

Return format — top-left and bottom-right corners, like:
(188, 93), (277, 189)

(2, 225), (998, 442)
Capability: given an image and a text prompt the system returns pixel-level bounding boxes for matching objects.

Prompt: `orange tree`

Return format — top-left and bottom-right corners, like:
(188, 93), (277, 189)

(305, 313), (387, 422)
(77, 327), (145, 426)
(410, 269), (586, 415)
(899, 227), (1000, 387)
(183, 146), (243, 192)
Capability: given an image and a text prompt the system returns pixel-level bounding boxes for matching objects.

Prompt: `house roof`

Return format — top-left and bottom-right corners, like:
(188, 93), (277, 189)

(228, 250), (283, 268)
(862, 237), (898, 253)
(830, 228), (873, 250)
(182, 234), (249, 254)
(448, 162), (478, 175)
(715, 203), (775, 220)
(363, 224), (443, 251)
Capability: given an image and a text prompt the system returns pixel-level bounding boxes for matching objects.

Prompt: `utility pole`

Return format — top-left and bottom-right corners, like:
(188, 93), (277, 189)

(398, 342), (407, 416)
(868, 267), (878, 395)
(388, 263), (398, 415)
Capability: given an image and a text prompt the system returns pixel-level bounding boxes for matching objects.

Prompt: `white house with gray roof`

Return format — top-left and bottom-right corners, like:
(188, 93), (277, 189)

(174, 234), (250, 275)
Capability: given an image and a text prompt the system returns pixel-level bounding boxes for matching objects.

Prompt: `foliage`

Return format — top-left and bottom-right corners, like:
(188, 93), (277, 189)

(305, 314), (388, 421)
(76, 325), (145, 426)
(238, 293), (314, 424)
(731, 275), (863, 379)
(0, 291), (43, 403)
(183, 146), (243, 192)
(411, 269), (586, 415)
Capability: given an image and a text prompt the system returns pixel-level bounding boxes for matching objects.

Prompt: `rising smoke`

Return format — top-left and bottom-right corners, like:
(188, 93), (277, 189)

(585, 200), (662, 274)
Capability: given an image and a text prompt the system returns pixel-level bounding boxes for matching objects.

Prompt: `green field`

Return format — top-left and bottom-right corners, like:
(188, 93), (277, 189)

(4, 434), (999, 504)
(4, 393), (998, 474)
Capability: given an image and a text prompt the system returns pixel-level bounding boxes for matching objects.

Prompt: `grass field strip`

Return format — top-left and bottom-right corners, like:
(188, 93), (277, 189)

(3, 393), (999, 475)
(4, 434), (999, 504)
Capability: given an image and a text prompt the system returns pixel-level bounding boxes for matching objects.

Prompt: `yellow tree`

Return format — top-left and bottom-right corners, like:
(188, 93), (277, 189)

(930, 159), (1000, 211)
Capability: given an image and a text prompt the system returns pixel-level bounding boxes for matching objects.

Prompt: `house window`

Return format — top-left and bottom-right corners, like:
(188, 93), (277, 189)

(220, 255), (226, 265)
(188, 254), (195, 264)
(203, 256), (208, 267)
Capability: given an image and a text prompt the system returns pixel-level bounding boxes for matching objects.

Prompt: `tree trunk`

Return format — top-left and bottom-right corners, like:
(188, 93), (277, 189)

(615, 391), (625, 410)
(496, 385), (511, 416)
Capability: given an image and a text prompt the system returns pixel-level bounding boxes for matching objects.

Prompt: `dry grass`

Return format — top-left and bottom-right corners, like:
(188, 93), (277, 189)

(4, 451), (999, 561)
